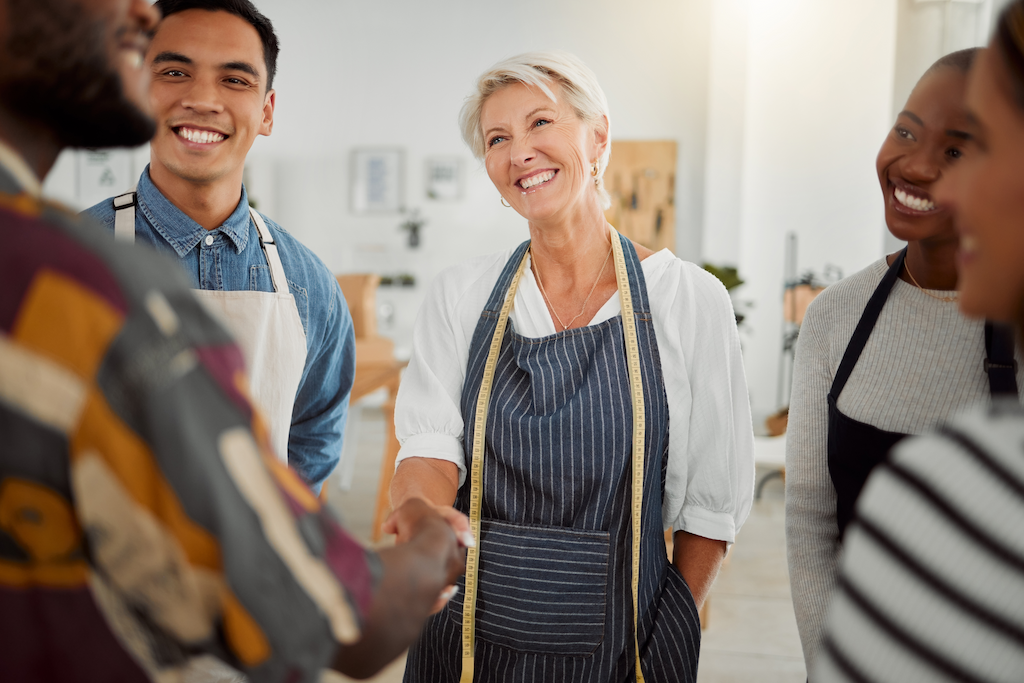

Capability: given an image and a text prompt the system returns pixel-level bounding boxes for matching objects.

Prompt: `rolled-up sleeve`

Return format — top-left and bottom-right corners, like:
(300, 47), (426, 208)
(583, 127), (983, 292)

(394, 263), (489, 487)
(657, 262), (755, 543)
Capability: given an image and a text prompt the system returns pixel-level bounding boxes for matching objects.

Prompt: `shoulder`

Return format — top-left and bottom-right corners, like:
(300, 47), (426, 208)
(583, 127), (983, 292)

(9, 199), (218, 342)
(80, 195), (118, 231)
(427, 246), (521, 316)
(260, 214), (344, 303)
(50, 203), (199, 303)
(878, 400), (1024, 525)
(898, 400), (1024, 468)
(804, 258), (888, 323)
(644, 251), (733, 320)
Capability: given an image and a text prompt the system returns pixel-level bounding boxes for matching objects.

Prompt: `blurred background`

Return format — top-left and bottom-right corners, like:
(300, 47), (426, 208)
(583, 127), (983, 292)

(43, 1), (1014, 680)
(45, 0), (1012, 422)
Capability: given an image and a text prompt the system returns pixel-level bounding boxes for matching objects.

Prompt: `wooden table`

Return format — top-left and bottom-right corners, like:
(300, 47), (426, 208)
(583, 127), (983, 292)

(349, 359), (407, 542)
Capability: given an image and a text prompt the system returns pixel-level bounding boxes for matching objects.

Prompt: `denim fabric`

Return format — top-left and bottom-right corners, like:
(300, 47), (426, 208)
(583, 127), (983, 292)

(83, 167), (354, 491)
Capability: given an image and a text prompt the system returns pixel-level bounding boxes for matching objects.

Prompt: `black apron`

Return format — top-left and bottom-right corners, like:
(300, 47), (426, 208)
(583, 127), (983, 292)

(827, 248), (1019, 536)
(404, 237), (701, 682)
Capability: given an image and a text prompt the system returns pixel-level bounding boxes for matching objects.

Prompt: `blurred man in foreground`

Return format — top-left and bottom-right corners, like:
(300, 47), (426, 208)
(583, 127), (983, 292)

(0, 1), (465, 681)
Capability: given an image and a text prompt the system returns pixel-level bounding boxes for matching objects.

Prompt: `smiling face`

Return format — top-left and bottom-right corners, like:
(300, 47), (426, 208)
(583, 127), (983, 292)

(480, 81), (607, 224)
(147, 8), (274, 187)
(0, 0), (158, 148)
(934, 48), (1024, 322)
(876, 67), (971, 245)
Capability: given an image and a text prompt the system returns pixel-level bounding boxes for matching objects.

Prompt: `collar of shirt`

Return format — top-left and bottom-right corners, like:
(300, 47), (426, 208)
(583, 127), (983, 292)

(136, 166), (252, 257)
(0, 137), (43, 197)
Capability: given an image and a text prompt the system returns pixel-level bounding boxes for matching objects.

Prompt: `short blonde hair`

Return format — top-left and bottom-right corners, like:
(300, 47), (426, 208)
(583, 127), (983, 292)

(459, 51), (612, 209)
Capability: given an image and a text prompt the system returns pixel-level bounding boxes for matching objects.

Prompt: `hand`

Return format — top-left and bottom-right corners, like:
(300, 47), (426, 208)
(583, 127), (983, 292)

(384, 498), (475, 549)
(384, 499), (470, 615)
(331, 499), (466, 678)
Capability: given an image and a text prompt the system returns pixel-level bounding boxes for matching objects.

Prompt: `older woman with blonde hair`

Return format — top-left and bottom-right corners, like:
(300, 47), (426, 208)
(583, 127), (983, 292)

(387, 51), (754, 682)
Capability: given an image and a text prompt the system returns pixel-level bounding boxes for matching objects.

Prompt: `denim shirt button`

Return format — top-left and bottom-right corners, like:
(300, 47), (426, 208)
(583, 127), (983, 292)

(204, 234), (214, 246)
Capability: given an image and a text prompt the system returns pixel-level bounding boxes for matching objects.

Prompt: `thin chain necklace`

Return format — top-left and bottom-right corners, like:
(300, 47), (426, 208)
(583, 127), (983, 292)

(904, 261), (958, 302)
(533, 243), (613, 330)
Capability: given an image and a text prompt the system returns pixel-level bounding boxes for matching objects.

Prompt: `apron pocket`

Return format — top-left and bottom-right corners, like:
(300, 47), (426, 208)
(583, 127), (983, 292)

(448, 519), (609, 656)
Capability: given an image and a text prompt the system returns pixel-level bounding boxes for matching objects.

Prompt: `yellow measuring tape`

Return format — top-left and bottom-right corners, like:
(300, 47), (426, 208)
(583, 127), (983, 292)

(460, 227), (646, 683)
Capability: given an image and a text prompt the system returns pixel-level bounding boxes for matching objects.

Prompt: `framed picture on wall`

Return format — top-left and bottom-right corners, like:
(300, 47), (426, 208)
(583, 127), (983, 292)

(351, 148), (404, 213)
(425, 156), (462, 201)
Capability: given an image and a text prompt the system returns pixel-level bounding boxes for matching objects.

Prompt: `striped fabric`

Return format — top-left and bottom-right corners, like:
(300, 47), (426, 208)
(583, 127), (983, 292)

(405, 236), (702, 682)
(786, 257), (1024, 669)
(816, 399), (1024, 683)
(0, 163), (375, 683)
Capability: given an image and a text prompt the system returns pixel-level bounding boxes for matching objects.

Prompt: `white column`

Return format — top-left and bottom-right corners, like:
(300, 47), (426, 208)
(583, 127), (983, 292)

(701, 0), (750, 269)
(736, 0), (898, 415)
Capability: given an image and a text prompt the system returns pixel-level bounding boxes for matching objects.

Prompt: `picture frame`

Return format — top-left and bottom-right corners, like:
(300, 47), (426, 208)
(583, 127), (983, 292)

(350, 148), (404, 213)
(425, 156), (463, 201)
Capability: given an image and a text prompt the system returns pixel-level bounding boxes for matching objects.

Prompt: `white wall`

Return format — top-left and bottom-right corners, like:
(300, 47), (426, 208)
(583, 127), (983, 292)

(246, 0), (713, 348)
(733, 0), (899, 414)
(701, 0), (749, 268)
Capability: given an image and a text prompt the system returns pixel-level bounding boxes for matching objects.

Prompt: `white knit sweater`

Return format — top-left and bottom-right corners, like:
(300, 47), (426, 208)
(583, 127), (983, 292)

(784, 257), (1024, 674)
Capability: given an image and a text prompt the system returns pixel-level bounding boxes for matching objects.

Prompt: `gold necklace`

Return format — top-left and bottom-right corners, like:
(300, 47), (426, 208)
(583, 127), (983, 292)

(533, 243), (613, 330)
(904, 261), (958, 302)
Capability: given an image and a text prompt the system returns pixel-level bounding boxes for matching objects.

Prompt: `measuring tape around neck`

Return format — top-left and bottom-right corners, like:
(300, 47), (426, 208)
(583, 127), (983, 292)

(459, 227), (647, 683)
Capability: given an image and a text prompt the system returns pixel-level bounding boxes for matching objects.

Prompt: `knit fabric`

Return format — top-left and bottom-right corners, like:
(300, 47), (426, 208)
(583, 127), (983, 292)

(784, 257), (1024, 673)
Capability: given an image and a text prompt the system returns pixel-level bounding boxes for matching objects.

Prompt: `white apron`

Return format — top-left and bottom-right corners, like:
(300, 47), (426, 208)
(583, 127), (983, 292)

(114, 193), (306, 463)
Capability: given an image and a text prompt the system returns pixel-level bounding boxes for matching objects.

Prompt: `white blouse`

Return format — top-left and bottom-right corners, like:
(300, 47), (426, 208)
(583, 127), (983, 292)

(394, 247), (755, 543)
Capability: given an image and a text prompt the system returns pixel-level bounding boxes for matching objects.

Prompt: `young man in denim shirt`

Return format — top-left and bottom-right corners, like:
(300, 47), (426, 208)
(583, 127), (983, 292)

(85, 0), (353, 492)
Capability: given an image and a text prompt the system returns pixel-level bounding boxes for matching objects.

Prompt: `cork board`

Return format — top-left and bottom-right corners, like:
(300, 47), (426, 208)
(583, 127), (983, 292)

(603, 140), (677, 253)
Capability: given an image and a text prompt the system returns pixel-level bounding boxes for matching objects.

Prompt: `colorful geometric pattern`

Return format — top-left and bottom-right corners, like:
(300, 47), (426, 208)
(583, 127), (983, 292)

(0, 166), (376, 683)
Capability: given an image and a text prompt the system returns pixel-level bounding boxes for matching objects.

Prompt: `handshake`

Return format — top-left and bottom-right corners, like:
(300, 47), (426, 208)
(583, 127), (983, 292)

(333, 498), (471, 678)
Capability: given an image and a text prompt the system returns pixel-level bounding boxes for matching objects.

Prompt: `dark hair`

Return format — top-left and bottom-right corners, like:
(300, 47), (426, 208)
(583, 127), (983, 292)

(927, 47), (979, 75)
(154, 0), (280, 91)
(995, 0), (1024, 112)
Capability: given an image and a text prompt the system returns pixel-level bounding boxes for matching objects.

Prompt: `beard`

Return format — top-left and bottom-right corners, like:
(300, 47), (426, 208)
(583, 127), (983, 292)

(0, 0), (155, 148)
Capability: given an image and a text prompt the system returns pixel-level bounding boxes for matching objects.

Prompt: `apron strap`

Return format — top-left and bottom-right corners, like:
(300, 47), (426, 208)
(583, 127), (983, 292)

(829, 248), (907, 400)
(249, 207), (287, 294)
(113, 192), (136, 243)
(616, 232), (651, 315)
(460, 226), (649, 683)
(984, 322), (1019, 396)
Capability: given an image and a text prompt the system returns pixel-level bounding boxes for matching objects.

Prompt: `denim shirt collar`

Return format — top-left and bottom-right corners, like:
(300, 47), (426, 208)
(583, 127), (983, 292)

(136, 166), (253, 257)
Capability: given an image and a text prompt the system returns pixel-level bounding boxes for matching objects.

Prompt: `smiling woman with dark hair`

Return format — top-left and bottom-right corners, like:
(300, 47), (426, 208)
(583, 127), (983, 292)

(785, 47), (1024, 674)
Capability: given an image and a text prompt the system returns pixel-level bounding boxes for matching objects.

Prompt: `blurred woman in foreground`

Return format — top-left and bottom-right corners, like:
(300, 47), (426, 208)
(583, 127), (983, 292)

(816, 4), (1024, 680)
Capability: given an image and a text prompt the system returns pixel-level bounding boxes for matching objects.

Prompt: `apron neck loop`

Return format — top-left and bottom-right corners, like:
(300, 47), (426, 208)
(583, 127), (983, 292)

(829, 247), (907, 400)
(249, 207), (287, 294)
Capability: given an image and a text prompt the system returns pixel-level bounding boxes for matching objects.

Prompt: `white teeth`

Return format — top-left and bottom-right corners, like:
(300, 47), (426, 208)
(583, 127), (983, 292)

(894, 186), (936, 212)
(520, 171), (555, 189)
(177, 127), (225, 144)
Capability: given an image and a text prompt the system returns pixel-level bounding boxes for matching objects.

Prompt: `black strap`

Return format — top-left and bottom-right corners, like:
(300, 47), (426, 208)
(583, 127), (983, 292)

(829, 249), (907, 400)
(984, 322), (1019, 396)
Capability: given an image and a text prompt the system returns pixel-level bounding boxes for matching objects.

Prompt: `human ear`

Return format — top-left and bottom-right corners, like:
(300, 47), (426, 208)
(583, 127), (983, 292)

(591, 114), (610, 159)
(261, 89), (275, 136)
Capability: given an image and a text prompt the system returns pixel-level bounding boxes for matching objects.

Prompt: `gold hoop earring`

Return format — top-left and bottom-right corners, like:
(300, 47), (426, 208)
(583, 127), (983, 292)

(501, 197), (512, 208)
(591, 161), (599, 177)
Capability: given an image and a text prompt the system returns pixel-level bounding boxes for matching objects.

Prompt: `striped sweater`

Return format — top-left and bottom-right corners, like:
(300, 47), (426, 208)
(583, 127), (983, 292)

(817, 399), (1024, 682)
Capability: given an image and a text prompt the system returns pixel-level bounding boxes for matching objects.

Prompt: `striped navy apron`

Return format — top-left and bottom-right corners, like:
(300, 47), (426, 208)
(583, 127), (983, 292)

(404, 235), (701, 682)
